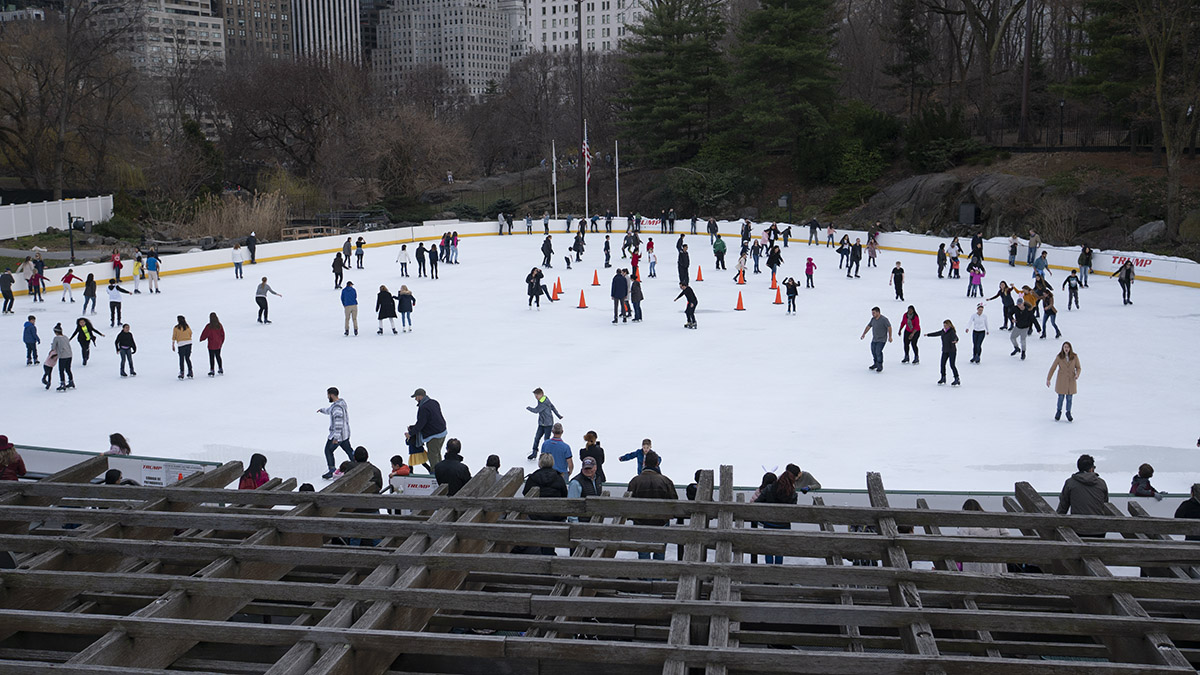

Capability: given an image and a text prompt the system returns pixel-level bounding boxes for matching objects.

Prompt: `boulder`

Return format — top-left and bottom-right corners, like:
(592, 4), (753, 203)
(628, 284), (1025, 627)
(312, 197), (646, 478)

(861, 173), (961, 232)
(1130, 220), (1166, 244)
(962, 174), (1047, 237)
(433, 211), (457, 220)
(737, 207), (759, 220)
(199, 236), (216, 250)
(1181, 210), (1200, 243)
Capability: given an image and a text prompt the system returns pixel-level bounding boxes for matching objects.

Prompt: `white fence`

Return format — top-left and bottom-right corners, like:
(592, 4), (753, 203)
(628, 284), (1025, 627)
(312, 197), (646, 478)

(0, 195), (113, 241)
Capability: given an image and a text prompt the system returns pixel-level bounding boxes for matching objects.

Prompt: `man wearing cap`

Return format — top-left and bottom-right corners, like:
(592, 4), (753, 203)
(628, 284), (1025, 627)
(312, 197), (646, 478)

(567, 457), (602, 501)
(965, 303), (989, 363)
(526, 387), (563, 460)
(539, 422), (573, 481)
(407, 388), (447, 472)
(341, 281), (358, 336)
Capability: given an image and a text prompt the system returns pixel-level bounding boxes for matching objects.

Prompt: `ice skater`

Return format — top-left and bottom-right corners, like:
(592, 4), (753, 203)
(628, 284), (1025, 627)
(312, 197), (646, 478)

(733, 251), (748, 282)
(396, 244), (411, 277)
(541, 236), (554, 268)
(847, 239), (862, 278)
(428, 242), (439, 279)
(966, 262), (986, 297)
(611, 268), (628, 323)
(631, 273), (644, 322)
(319, 387), (353, 479)
(1039, 288), (1061, 339)
(145, 252), (161, 293)
(0, 268), (13, 313)
(1009, 299), (1039, 360)
(889, 262), (904, 301)
(805, 257), (816, 287)
(396, 285), (416, 331)
(355, 236), (366, 268)
(527, 268), (546, 308)
(675, 282), (698, 329)
(200, 313), (225, 376)
(782, 277), (799, 313)
(678, 243), (691, 285)
(1077, 246), (1093, 287)
(899, 305), (920, 364)
(82, 274), (97, 315)
(965, 303), (989, 363)
(255, 277), (281, 324)
(1062, 269), (1081, 310)
(332, 252), (346, 289)
(1116, 260), (1135, 305)
(60, 269), (81, 302)
(751, 239), (762, 274)
(107, 280), (131, 327)
(860, 306), (892, 371)
(836, 236), (850, 269)
(115, 324), (136, 377)
(1046, 341), (1081, 421)
(926, 320), (960, 385)
(1008, 234), (1018, 266)
(987, 281), (1015, 329)
(765, 245), (782, 280)
(69, 317), (103, 366)
(713, 235), (727, 270)
(341, 281), (358, 336)
(604, 235), (612, 268)
(526, 387), (564, 460)
(416, 243), (428, 277)
(232, 244), (244, 279)
(172, 315), (194, 380)
(50, 324), (74, 390)
(23, 315), (39, 365)
(1032, 251), (1051, 279)
(376, 285), (398, 334)
(936, 244), (947, 278)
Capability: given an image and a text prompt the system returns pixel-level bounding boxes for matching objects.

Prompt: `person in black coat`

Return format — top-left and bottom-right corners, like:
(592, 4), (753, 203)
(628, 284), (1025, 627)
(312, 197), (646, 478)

(541, 236), (554, 268)
(925, 319), (960, 386)
(611, 270), (629, 324)
(415, 244), (428, 277)
(245, 232), (257, 264)
(754, 469), (798, 563)
(580, 431), (606, 483)
(523, 453), (568, 554)
(847, 239), (863, 278)
(526, 268), (545, 308)
(675, 283), (698, 329)
(677, 244), (690, 285)
(1175, 484), (1200, 541)
(433, 439), (472, 496)
(408, 388), (447, 471)
(427, 243), (439, 279)
(375, 285), (398, 334)
(766, 246), (783, 278)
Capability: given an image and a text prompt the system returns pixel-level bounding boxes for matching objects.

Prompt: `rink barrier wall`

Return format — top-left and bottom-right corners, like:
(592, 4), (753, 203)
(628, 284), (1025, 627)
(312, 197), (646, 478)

(10, 218), (1200, 295)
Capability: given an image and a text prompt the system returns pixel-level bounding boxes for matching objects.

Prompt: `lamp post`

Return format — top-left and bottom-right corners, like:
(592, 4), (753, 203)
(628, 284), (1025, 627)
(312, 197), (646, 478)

(67, 212), (76, 265)
(1059, 99), (1065, 147)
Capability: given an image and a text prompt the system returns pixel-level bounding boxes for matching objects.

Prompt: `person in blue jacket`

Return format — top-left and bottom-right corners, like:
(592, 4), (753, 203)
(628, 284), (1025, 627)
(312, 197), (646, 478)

(619, 438), (659, 476)
(611, 269), (629, 324)
(341, 281), (358, 336)
(23, 315), (39, 365)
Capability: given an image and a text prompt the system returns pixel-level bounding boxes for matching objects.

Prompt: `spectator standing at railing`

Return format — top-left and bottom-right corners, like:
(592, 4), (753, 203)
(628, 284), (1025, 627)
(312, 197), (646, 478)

(754, 467), (798, 564)
(0, 437), (26, 481)
(628, 451), (678, 561)
(1056, 454), (1107, 538)
(1026, 229), (1041, 265)
(238, 453), (270, 490)
(1173, 485), (1200, 541)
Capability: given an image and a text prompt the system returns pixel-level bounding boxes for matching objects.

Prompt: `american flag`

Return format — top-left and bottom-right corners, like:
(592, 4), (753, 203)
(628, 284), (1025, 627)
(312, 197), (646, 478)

(582, 131), (591, 186)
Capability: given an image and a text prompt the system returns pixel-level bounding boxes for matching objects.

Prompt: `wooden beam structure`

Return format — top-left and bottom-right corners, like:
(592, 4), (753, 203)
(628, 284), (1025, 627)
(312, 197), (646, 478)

(0, 458), (1197, 674)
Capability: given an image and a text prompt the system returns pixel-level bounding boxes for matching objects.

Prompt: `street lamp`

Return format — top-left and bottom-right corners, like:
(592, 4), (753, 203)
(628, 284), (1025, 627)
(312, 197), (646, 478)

(66, 212), (79, 265)
(1059, 99), (1065, 146)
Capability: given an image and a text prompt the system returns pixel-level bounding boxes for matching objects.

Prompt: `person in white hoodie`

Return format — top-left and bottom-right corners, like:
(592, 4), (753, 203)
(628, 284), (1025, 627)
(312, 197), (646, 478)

(319, 387), (352, 479)
(395, 244), (411, 277)
(106, 281), (131, 327)
(965, 303), (989, 364)
(231, 244), (245, 279)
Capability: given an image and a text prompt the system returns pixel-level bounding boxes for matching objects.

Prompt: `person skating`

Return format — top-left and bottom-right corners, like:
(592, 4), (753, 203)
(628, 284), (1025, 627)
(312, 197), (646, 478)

(630, 248), (641, 279)
(342, 237), (352, 267)
(1078, 245), (1093, 287)
(899, 305), (920, 364)
(376, 285), (398, 334)
(889, 262), (905, 301)
(619, 438), (657, 475)
(1032, 250), (1051, 280)
(751, 239), (763, 274)
(199, 313), (225, 376)
(1116, 260), (1135, 305)
(825, 224), (835, 247)
(1008, 234), (1018, 266)
(340, 281), (359, 336)
(987, 281), (1015, 329)
(866, 238), (878, 268)
(245, 231), (257, 264)
(1009, 299), (1040, 360)
(936, 244), (947, 278)
(541, 236), (554, 268)
(69, 317), (103, 366)
(22, 315), (39, 365)
(527, 268), (545, 308)
(408, 388), (448, 472)
(965, 303), (989, 363)
(966, 262), (986, 297)
(526, 387), (564, 460)
(428, 242), (439, 279)
(926, 319), (960, 385)
(860, 307), (893, 371)
(1046, 341), (1081, 421)
(319, 387), (353, 479)
(1026, 229), (1041, 266)
(332, 252), (346, 289)
(713, 235), (727, 270)
(115, 324), (136, 377)
(1039, 288), (1061, 339)
(677, 243), (691, 285)
(782, 277), (799, 314)
(765, 245), (782, 280)
(415, 243), (428, 277)
(646, 249), (656, 278)
(106, 280), (131, 328)
(60, 269), (81, 302)
(542, 212), (550, 235)
(171, 315), (194, 380)
(733, 252), (748, 282)
(82, 273), (97, 315)
(395, 285), (416, 331)
(231, 244), (245, 279)
(836, 236), (850, 269)
(255, 277), (281, 324)
(145, 252), (161, 293)
(395, 244), (411, 277)
(0, 268), (14, 314)
(604, 235), (612, 268)
(675, 282), (698, 329)
(611, 268), (628, 324)
(355, 236), (366, 269)
(49, 323), (74, 390)
(807, 219), (820, 246)
(630, 274), (644, 322)
(805, 257), (816, 287)
(1062, 269), (1081, 310)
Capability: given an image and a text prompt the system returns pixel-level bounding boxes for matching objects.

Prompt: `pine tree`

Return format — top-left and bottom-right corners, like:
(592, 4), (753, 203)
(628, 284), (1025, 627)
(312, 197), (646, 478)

(883, 0), (934, 118)
(620, 0), (728, 166)
(729, 0), (839, 179)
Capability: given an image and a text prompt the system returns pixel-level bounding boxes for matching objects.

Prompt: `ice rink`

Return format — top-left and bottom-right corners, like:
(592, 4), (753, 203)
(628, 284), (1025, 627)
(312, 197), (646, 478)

(2, 231), (1197, 493)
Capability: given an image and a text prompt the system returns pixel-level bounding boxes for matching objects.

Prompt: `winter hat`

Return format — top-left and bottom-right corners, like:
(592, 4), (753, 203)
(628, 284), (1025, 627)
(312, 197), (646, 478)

(411, 388), (426, 398)
(0, 435), (13, 451)
(582, 457), (596, 468)
(53, 323), (63, 334)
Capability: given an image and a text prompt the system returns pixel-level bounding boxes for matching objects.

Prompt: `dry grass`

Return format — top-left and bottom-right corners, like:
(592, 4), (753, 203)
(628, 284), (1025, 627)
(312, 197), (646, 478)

(189, 192), (289, 241)
(1032, 196), (1079, 244)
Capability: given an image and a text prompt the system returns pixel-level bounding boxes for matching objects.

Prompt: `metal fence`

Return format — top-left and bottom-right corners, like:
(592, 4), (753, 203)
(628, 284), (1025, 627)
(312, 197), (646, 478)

(967, 112), (1158, 151)
(0, 195), (113, 241)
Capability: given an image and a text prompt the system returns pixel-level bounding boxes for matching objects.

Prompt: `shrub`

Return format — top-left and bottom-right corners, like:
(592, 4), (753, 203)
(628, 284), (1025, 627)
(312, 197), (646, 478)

(449, 202), (482, 221)
(825, 185), (878, 214)
(485, 198), (516, 219)
(92, 215), (142, 242)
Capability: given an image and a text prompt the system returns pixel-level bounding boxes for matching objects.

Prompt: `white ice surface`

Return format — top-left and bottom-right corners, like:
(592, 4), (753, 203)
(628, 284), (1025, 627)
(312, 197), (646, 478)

(3, 233), (1198, 493)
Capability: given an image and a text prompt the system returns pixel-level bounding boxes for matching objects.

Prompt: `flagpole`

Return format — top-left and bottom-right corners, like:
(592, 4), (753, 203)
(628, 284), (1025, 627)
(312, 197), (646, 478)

(614, 140), (620, 220)
(552, 139), (558, 220)
(583, 120), (590, 221)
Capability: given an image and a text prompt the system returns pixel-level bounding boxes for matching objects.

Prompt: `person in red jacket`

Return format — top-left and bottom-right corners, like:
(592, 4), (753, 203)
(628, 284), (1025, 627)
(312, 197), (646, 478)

(199, 312), (225, 377)
(60, 269), (82, 303)
(27, 271), (46, 302)
(0, 437), (27, 482)
(899, 305), (921, 365)
(237, 453), (269, 490)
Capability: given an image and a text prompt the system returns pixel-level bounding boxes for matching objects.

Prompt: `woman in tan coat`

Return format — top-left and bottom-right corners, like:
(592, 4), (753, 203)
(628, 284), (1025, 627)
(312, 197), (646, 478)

(1046, 341), (1081, 422)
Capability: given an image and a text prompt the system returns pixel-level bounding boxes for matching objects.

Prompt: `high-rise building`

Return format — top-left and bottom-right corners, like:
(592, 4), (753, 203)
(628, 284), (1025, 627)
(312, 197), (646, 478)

(523, 0), (643, 54)
(291, 0), (363, 63)
(214, 0), (293, 62)
(372, 0), (522, 99)
(111, 0), (227, 74)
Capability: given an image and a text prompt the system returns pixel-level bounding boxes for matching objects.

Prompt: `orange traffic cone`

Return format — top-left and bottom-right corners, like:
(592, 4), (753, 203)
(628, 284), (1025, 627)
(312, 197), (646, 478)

(773, 287), (783, 305)
(592, 270), (600, 286)
(735, 292), (746, 311)
(577, 290), (588, 308)
(736, 269), (746, 285)
(635, 267), (642, 282)
(551, 285), (559, 301)
(695, 266), (704, 282)
(555, 277), (563, 294)
(770, 273), (778, 290)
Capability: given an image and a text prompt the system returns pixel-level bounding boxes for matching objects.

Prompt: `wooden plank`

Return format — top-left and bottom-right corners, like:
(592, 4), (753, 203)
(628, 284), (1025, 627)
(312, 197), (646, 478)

(811, 495), (864, 653)
(1014, 481), (1193, 669)
(663, 469), (714, 675)
(1122, 501), (1199, 580)
(703, 465), (735, 675)
(865, 472), (941, 669)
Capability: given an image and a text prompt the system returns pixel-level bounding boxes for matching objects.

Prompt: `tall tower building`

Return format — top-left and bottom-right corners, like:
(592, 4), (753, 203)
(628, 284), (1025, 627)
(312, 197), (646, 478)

(291, 0), (363, 63)
(109, 0), (227, 73)
(214, 0), (294, 62)
(524, 0), (643, 54)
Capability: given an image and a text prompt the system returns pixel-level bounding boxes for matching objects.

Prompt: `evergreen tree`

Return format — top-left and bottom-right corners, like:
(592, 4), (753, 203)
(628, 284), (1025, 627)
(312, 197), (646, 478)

(883, 0), (934, 118)
(620, 0), (728, 166)
(729, 0), (839, 179)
